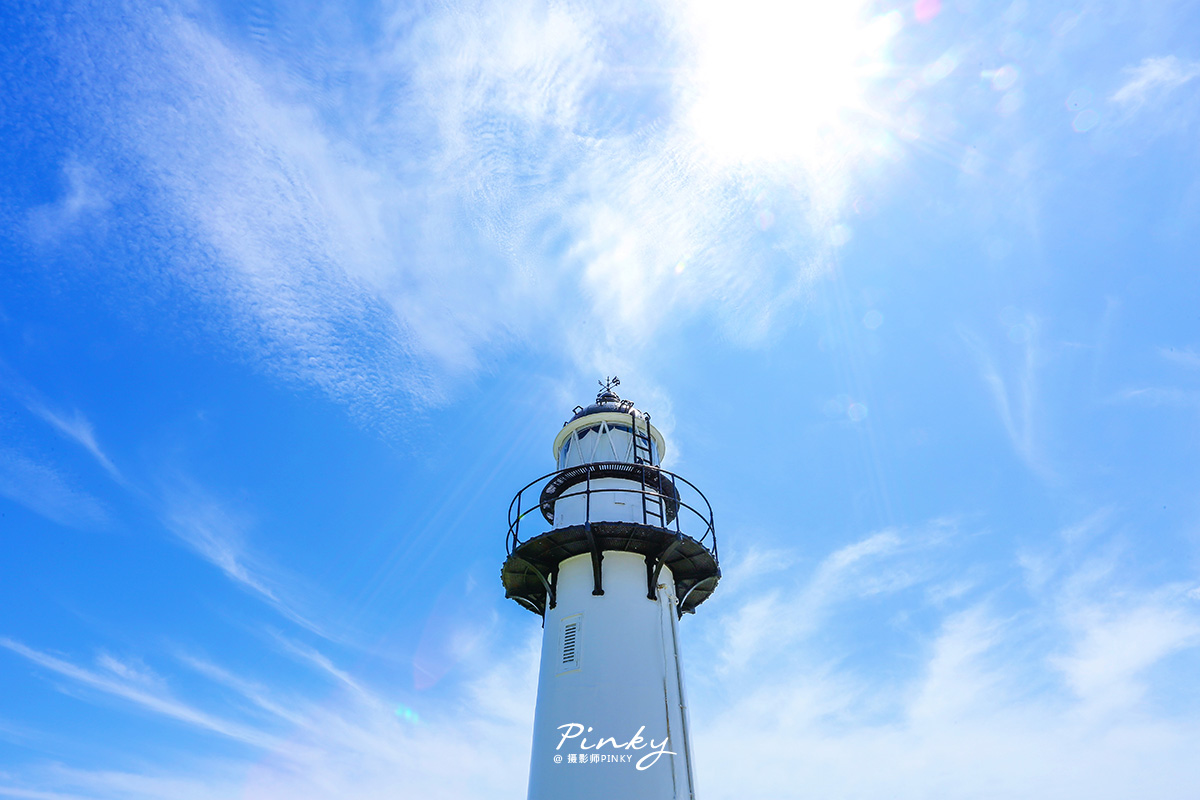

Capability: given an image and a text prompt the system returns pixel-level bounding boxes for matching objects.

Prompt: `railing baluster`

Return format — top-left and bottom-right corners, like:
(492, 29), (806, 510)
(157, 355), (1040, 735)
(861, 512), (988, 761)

(675, 475), (682, 535)
(507, 462), (718, 567)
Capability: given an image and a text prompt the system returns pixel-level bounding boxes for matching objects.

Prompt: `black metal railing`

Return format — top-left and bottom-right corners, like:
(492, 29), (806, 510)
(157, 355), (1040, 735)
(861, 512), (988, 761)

(507, 462), (717, 562)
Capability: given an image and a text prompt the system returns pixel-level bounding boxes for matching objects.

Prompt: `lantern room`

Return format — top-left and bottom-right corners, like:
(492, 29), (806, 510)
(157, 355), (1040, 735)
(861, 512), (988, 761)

(552, 386), (665, 469)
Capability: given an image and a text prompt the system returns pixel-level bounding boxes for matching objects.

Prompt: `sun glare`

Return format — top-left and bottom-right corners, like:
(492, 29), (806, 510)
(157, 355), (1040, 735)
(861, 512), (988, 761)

(680, 0), (901, 166)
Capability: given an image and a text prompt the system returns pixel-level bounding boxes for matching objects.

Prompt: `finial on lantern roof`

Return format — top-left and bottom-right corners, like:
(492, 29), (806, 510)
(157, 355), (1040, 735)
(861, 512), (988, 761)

(597, 375), (621, 403)
(567, 375), (644, 424)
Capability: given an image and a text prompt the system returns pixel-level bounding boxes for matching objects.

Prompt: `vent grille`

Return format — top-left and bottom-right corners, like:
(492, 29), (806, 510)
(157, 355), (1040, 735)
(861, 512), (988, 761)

(560, 616), (581, 671)
(562, 622), (578, 664)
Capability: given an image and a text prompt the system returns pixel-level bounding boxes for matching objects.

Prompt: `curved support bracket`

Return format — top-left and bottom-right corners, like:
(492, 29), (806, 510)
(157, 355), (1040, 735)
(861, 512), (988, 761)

(646, 535), (684, 601)
(511, 557), (556, 610)
(508, 594), (545, 617)
(584, 523), (604, 595)
(676, 575), (718, 618)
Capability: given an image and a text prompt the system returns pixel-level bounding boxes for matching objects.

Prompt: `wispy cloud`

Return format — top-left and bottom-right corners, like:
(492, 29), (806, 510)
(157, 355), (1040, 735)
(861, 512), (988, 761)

(161, 487), (272, 598)
(0, 446), (108, 530)
(2, 365), (345, 643)
(1053, 598), (1199, 715)
(21, 402), (122, 483)
(174, 653), (309, 728)
(269, 634), (369, 696)
(47, 0), (891, 425)
(961, 313), (1052, 479)
(0, 362), (122, 483)
(1159, 345), (1200, 369)
(712, 524), (943, 674)
(0, 634), (538, 800)
(906, 604), (1010, 723)
(63, 7), (444, 419)
(6, 515), (1200, 798)
(691, 516), (1200, 798)
(159, 483), (337, 641)
(0, 786), (94, 800)
(1112, 386), (1200, 407)
(25, 159), (110, 244)
(0, 640), (278, 750)
(1112, 56), (1200, 108)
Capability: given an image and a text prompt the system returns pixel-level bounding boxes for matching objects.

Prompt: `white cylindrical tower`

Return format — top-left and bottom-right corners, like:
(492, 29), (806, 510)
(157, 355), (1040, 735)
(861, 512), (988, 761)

(503, 379), (720, 800)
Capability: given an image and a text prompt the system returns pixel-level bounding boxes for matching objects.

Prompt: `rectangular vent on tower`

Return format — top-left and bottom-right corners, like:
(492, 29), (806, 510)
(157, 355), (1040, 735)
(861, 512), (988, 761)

(562, 623), (577, 663)
(559, 616), (581, 673)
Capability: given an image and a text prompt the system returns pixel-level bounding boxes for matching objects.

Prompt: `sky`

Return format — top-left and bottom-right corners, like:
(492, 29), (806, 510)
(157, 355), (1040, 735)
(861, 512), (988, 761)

(1, 0), (1199, 797)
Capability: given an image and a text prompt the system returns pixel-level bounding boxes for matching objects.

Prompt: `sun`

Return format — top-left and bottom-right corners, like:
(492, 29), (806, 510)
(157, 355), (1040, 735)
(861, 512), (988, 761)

(678, 0), (901, 167)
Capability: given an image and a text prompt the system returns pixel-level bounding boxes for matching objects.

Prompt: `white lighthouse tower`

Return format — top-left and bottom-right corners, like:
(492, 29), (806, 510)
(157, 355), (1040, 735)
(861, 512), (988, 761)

(503, 378), (720, 800)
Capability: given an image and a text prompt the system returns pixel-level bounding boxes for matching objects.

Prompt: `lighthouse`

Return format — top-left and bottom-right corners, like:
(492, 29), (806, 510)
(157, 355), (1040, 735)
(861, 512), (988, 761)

(502, 378), (721, 800)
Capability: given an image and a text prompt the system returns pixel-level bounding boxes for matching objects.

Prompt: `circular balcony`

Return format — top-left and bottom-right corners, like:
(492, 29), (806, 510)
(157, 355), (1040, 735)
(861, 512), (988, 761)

(501, 462), (720, 618)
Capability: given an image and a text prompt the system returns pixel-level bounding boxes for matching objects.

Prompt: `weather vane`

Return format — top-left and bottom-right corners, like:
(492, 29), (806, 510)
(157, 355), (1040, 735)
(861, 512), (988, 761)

(599, 376), (620, 394)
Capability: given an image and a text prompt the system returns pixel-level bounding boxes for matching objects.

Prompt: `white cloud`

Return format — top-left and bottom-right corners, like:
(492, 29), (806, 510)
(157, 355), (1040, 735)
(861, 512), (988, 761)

(907, 605), (1008, 723)
(1160, 346), (1200, 369)
(0, 787), (94, 800)
(711, 526), (931, 674)
(1052, 600), (1199, 714)
(48, 0), (890, 428)
(94, 653), (167, 691)
(961, 315), (1053, 480)
(175, 653), (309, 728)
(66, 9), (448, 419)
(688, 520), (1200, 799)
(269, 634), (370, 696)
(160, 483), (338, 641)
(162, 487), (274, 598)
(0, 366), (121, 482)
(1112, 56), (1200, 108)
(3, 371), (345, 644)
(0, 639), (279, 750)
(0, 446), (108, 530)
(25, 160), (109, 244)
(5, 518), (1200, 799)
(1113, 386), (1200, 407)
(21, 402), (121, 483)
(0, 633), (539, 800)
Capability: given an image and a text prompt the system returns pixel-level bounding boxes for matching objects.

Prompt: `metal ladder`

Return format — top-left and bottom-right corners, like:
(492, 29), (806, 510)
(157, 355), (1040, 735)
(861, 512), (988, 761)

(631, 411), (664, 528)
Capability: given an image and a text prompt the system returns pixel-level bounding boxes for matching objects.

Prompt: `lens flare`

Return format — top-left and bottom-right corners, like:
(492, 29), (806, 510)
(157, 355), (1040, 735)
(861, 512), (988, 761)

(395, 705), (421, 724)
(680, 0), (901, 167)
(1072, 109), (1099, 132)
(914, 0), (941, 24)
(1065, 88), (1092, 111)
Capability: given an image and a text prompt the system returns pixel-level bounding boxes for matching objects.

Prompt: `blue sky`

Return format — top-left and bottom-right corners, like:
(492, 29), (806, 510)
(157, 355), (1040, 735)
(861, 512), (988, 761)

(2, 0), (1200, 797)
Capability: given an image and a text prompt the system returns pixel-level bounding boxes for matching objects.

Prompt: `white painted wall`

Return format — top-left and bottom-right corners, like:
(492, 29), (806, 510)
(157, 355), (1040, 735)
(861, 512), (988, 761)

(551, 477), (666, 529)
(526, 550), (694, 800)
